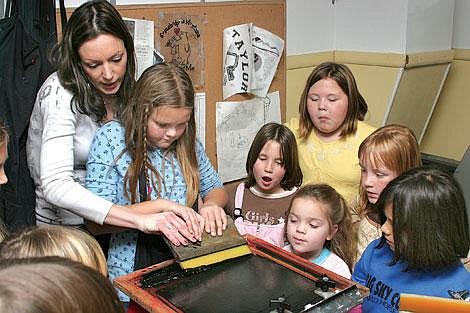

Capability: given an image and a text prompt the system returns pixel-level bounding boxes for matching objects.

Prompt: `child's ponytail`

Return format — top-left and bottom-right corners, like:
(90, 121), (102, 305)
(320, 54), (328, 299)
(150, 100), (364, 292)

(329, 196), (357, 271)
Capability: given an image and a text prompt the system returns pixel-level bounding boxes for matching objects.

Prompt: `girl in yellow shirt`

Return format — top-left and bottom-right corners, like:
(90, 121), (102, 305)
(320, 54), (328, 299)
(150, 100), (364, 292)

(286, 62), (376, 204)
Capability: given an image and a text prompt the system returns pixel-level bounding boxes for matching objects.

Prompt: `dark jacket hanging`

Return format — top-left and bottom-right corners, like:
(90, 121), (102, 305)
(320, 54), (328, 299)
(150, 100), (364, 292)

(0, 0), (57, 231)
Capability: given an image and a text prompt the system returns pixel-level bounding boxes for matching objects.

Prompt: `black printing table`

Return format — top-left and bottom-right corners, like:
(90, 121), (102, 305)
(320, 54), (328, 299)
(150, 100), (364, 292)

(114, 235), (368, 313)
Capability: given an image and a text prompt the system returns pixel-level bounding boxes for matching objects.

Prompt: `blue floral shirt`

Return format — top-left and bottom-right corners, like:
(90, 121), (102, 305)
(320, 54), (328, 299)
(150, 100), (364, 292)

(86, 120), (223, 301)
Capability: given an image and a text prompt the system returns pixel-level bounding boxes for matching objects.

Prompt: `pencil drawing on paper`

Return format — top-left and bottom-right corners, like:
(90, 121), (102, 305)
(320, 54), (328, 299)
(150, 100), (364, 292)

(157, 13), (205, 88)
(216, 92), (281, 182)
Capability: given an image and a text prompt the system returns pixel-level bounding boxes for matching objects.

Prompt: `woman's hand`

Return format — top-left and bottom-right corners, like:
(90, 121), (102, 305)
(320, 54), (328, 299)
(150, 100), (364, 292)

(128, 199), (202, 239)
(104, 202), (202, 243)
(166, 202), (204, 241)
(137, 211), (198, 246)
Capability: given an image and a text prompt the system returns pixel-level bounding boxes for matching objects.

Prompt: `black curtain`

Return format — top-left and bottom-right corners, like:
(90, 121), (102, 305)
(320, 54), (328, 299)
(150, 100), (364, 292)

(0, 0), (57, 231)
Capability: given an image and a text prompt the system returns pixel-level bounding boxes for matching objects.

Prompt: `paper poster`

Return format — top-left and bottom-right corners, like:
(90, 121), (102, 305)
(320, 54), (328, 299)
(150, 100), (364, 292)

(156, 13), (205, 89)
(216, 91), (281, 182)
(123, 17), (154, 79)
(223, 23), (284, 99)
(194, 92), (206, 147)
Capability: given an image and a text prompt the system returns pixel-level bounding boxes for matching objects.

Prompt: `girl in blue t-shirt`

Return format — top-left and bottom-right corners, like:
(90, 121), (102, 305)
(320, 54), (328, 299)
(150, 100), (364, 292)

(86, 63), (228, 305)
(352, 166), (470, 313)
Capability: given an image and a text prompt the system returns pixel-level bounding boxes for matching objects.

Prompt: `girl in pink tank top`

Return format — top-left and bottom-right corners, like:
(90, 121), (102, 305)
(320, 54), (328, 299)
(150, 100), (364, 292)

(225, 122), (302, 247)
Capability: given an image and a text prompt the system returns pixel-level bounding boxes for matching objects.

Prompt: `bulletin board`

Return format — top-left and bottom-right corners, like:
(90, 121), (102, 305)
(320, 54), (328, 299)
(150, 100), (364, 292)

(58, 0), (286, 168)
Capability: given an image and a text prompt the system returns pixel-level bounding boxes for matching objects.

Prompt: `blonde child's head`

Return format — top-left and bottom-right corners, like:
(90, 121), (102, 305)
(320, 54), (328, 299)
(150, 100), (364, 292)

(0, 225), (107, 275)
(245, 122), (302, 193)
(358, 124), (421, 218)
(378, 166), (469, 271)
(121, 63), (198, 206)
(286, 184), (356, 270)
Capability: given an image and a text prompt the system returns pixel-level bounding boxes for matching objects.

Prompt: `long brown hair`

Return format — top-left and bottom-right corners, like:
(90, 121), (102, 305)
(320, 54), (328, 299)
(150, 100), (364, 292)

(297, 62), (368, 140)
(120, 63), (198, 205)
(357, 124), (421, 219)
(245, 123), (302, 190)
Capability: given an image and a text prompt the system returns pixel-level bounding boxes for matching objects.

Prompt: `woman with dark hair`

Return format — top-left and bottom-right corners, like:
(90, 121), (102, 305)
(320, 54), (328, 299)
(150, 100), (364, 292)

(26, 0), (200, 245)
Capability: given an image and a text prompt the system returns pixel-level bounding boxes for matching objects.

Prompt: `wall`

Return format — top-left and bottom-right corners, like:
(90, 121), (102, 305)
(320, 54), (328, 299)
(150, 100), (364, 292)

(406, 0), (454, 53)
(420, 50), (470, 160)
(58, 0), (248, 6)
(335, 0), (408, 53)
(57, 0), (469, 161)
(420, 0), (470, 160)
(285, 53), (403, 128)
(386, 60), (450, 144)
(453, 0), (470, 48)
(286, 0), (467, 161)
(285, 1), (333, 55)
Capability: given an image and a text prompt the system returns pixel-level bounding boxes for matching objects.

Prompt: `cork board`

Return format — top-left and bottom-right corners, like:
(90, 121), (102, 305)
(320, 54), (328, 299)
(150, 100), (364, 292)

(58, 1), (286, 168)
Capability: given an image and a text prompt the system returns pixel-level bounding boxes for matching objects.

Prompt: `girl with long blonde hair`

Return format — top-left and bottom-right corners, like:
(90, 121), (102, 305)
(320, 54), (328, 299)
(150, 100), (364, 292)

(86, 63), (227, 305)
